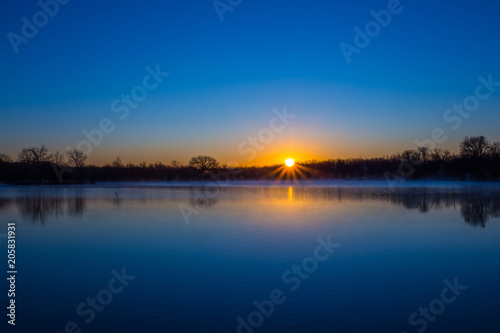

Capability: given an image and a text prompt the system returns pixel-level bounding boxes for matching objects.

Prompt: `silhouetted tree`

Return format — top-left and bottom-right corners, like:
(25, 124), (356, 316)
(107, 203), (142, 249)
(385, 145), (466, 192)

(417, 146), (430, 162)
(488, 142), (500, 157)
(0, 153), (12, 163)
(52, 151), (66, 165)
(18, 145), (52, 164)
(66, 148), (87, 168)
(442, 150), (452, 161)
(402, 149), (420, 163)
(18, 145), (53, 181)
(112, 157), (124, 168)
(460, 136), (489, 159)
(171, 160), (182, 168)
(189, 155), (219, 171)
(431, 148), (443, 162)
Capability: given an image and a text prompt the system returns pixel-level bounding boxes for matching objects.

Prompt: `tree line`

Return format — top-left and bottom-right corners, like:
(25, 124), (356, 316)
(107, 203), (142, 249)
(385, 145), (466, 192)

(0, 136), (499, 183)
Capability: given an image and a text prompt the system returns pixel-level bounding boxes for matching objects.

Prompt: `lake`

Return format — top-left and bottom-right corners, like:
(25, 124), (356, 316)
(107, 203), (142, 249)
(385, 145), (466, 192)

(1, 181), (499, 333)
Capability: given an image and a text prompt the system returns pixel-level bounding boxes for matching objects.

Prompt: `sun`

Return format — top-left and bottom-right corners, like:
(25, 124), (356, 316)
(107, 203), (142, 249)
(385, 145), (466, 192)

(285, 158), (295, 167)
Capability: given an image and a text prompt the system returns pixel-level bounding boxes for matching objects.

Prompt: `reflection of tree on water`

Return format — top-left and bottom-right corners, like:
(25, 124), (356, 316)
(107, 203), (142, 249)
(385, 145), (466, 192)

(459, 193), (500, 228)
(2, 196), (87, 224)
(17, 196), (62, 223)
(267, 187), (500, 228)
(67, 197), (86, 217)
(344, 188), (500, 228)
(0, 187), (220, 222)
(189, 186), (218, 209)
(461, 201), (487, 227)
(385, 189), (453, 214)
(0, 186), (499, 227)
(0, 197), (12, 211)
(182, 186), (500, 227)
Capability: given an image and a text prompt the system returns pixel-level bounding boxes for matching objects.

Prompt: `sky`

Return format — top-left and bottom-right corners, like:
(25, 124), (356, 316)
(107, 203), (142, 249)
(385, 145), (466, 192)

(1, 0), (500, 166)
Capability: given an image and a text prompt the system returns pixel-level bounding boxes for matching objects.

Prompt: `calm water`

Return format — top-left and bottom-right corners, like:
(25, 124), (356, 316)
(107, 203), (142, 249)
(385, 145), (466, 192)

(1, 181), (499, 333)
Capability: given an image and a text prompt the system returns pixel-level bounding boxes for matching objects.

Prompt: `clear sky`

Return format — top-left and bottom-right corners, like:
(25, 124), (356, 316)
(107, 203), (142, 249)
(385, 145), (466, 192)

(1, 0), (499, 166)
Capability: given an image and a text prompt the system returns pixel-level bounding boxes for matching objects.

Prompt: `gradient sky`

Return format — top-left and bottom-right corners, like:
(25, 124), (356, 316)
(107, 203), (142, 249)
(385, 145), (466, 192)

(1, 0), (500, 166)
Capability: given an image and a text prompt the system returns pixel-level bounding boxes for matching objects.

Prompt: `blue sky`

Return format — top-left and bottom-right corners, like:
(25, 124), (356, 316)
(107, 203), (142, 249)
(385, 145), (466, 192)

(1, 0), (499, 165)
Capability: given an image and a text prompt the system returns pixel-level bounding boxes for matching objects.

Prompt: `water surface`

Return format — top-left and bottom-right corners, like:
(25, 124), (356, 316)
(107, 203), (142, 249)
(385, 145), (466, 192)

(1, 181), (499, 332)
